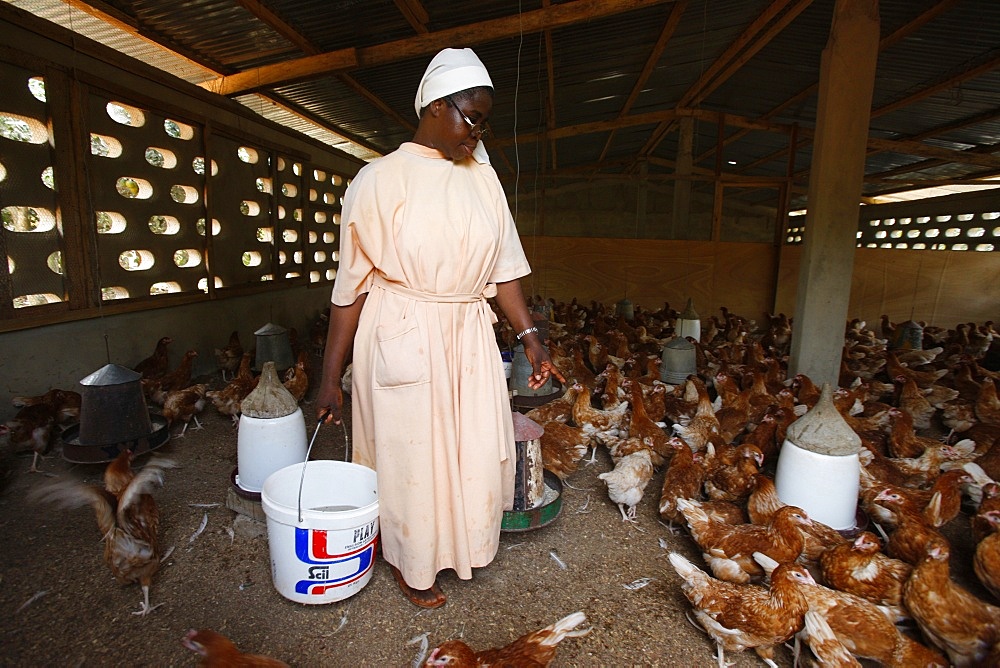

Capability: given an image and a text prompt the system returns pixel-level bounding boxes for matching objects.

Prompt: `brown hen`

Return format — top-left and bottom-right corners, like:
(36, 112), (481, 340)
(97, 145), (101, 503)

(671, 378), (721, 451)
(162, 383), (208, 438)
(886, 350), (948, 389)
(658, 437), (707, 527)
(282, 357), (309, 403)
(677, 498), (809, 583)
(206, 352), (258, 426)
(133, 336), (172, 379)
(538, 420), (589, 480)
(424, 611), (589, 667)
(904, 538), (1000, 667)
(524, 384), (578, 425)
(974, 510), (1000, 601)
(213, 330), (243, 382)
(756, 551), (945, 667)
(977, 378), (1000, 427)
(30, 450), (176, 615)
(2, 402), (56, 472)
(894, 375), (936, 431)
(11, 388), (82, 427)
(703, 443), (762, 504)
(621, 378), (671, 461)
(818, 531), (912, 610)
(182, 628), (289, 667)
(668, 552), (813, 668)
(801, 610), (861, 668)
(973, 482), (1000, 544)
(570, 381), (628, 449)
(875, 488), (949, 566)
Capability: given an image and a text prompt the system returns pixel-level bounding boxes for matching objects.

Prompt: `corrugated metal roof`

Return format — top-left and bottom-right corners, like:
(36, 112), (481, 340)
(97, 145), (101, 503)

(5, 0), (1000, 209)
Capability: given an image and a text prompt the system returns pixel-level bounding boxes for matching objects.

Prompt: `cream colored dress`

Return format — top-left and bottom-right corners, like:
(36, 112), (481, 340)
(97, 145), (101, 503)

(331, 142), (529, 589)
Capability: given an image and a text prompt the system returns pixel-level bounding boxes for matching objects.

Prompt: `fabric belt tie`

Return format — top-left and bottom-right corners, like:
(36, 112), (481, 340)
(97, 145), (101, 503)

(373, 274), (498, 324)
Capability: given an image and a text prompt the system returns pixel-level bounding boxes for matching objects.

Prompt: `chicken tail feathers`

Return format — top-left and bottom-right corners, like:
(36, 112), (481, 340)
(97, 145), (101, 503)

(669, 551), (708, 586)
(752, 551), (779, 576)
(538, 612), (591, 647)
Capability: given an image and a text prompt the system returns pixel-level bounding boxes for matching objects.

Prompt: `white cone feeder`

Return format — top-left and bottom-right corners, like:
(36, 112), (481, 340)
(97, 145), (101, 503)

(774, 382), (861, 530)
(676, 297), (701, 342)
(236, 361), (307, 494)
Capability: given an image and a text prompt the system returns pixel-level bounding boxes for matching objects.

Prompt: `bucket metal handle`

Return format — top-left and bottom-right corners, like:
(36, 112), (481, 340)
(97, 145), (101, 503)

(296, 410), (351, 523)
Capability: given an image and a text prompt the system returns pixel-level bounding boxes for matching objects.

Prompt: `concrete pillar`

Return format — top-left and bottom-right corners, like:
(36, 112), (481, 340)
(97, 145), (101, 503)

(672, 116), (694, 238)
(789, 0), (879, 386)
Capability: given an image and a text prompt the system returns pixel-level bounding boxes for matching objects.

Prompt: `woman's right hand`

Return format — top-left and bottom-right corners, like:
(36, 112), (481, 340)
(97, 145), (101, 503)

(315, 381), (344, 425)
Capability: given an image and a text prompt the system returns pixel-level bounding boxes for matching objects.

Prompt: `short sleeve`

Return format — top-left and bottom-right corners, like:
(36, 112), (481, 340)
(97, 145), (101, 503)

(331, 168), (377, 305)
(486, 176), (530, 284)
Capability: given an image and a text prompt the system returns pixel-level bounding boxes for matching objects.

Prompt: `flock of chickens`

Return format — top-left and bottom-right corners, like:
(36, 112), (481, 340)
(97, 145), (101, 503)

(505, 299), (1000, 667)
(4, 299), (1000, 666)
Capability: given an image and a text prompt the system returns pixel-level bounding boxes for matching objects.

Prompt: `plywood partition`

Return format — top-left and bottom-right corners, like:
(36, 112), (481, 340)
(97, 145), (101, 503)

(775, 246), (1000, 328)
(518, 236), (778, 322)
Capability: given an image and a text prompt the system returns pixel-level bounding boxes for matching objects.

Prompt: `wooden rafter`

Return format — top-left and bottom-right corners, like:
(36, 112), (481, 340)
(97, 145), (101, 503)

(262, 93), (386, 156)
(634, 0), (813, 166)
(231, 0), (413, 150)
(233, 0), (318, 55)
(597, 0), (687, 164)
(739, 52), (1000, 176)
(716, 1), (975, 177)
(394, 0), (429, 34)
(64, 0), (224, 76)
(198, 0), (674, 96)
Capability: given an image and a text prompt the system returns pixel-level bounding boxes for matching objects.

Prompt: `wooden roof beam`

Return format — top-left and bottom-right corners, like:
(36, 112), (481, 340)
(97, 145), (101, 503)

(231, 0), (413, 142)
(233, 0), (319, 55)
(693, 0), (961, 165)
(633, 0), (812, 169)
(394, 0), (430, 34)
(738, 51), (1000, 175)
(68, 0), (225, 76)
(200, 0), (675, 96)
(491, 107), (791, 148)
(597, 0), (687, 164)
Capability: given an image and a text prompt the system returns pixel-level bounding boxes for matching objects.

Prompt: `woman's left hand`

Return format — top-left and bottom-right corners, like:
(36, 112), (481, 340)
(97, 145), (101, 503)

(523, 339), (566, 389)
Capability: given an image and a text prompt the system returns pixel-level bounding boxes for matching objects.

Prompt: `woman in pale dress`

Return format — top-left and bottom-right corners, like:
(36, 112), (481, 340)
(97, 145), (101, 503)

(315, 47), (563, 608)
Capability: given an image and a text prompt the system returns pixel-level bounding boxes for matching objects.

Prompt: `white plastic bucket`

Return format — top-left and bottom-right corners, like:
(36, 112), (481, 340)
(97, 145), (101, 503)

(260, 460), (379, 604)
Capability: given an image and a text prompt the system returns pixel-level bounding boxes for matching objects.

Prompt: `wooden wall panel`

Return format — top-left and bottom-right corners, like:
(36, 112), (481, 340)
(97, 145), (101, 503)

(519, 236), (778, 321)
(776, 246), (999, 328)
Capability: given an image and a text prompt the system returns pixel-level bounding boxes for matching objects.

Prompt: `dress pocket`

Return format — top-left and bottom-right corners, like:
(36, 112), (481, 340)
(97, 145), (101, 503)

(373, 319), (430, 389)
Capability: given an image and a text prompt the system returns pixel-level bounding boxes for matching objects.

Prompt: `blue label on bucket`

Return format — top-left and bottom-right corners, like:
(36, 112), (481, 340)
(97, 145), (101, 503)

(293, 526), (378, 595)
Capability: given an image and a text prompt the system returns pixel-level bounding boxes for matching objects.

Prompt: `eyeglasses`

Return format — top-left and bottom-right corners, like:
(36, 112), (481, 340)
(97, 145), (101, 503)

(444, 95), (490, 139)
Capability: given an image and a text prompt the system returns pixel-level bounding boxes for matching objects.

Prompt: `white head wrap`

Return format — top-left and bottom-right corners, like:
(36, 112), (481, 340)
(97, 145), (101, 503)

(414, 48), (494, 164)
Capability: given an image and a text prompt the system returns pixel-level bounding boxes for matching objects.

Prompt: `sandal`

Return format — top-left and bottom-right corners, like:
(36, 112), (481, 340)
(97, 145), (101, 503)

(389, 564), (446, 609)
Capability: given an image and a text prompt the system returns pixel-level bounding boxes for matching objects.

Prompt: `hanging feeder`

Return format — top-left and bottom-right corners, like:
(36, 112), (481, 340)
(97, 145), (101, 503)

(510, 412), (545, 511)
(889, 319), (923, 351)
(502, 412), (563, 532)
(254, 322), (295, 372)
(675, 297), (701, 342)
(234, 361), (307, 498)
(616, 298), (634, 322)
(773, 382), (861, 530)
(660, 337), (697, 384)
(61, 363), (168, 463)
